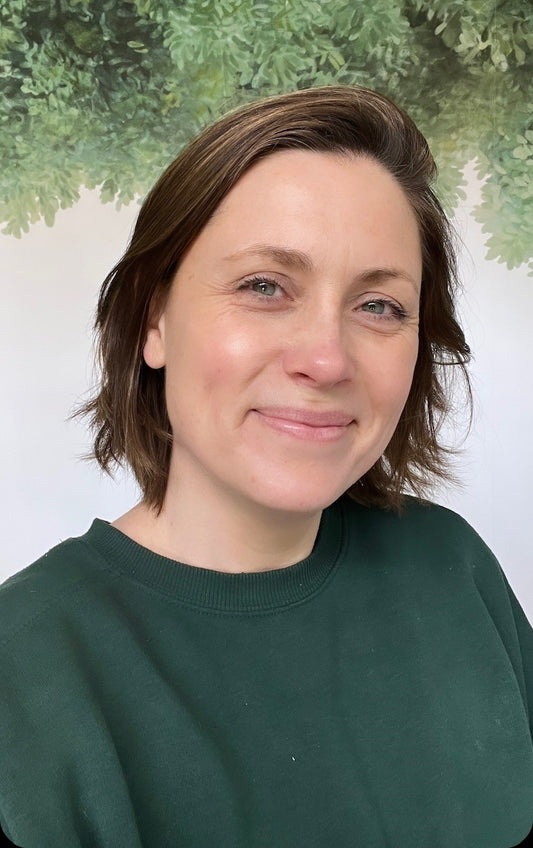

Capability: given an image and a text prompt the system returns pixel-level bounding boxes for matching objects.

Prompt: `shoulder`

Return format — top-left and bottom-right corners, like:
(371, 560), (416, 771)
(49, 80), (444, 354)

(342, 493), (487, 544)
(339, 495), (531, 650)
(340, 494), (504, 586)
(0, 522), (114, 649)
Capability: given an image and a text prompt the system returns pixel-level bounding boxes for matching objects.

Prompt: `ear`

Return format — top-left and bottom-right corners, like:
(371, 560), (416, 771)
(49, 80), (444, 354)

(143, 294), (167, 370)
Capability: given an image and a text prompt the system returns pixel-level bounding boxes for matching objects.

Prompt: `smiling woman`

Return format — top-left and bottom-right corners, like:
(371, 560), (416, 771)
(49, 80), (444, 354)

(133, 151), (422, 564)
(1, 87), (532, 848)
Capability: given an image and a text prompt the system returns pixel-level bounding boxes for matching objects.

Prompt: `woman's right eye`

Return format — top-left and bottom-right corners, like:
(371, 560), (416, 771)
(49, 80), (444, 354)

(241, 277), (281, 297)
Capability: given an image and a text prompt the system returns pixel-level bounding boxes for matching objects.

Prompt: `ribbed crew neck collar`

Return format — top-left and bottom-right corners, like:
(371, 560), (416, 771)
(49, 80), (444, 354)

(84, 500), (345, 614)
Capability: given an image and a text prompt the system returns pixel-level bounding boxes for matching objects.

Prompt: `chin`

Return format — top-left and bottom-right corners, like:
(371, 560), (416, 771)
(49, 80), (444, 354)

(243, 476), (352, 516)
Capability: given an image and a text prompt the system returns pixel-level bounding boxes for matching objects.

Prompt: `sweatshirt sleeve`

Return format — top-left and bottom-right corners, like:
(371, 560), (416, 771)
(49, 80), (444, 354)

(459, 508), (533, 743)
(507, 583), (533, 739)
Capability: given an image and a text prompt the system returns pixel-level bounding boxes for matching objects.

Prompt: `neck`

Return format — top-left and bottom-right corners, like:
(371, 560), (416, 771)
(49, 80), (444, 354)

(113, 478), (322, 575)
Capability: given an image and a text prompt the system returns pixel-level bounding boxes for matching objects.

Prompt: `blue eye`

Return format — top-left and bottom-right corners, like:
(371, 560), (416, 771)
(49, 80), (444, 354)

(363, 300), (386, 315)
(360, 299), (407, 320)
(251, 279), (277, 296)
(243, 277), (280, 297)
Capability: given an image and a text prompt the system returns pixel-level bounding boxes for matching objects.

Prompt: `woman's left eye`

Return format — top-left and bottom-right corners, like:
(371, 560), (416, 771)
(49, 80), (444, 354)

(360, 299), (406, 320)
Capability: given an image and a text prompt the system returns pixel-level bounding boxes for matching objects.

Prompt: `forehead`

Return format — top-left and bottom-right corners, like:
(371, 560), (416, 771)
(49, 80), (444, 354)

(212, 149), (416, 225)
(199, 150), (422, 275)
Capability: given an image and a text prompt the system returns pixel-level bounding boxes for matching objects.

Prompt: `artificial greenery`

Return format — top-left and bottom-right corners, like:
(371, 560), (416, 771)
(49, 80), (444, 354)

(1, 0), (531, 271)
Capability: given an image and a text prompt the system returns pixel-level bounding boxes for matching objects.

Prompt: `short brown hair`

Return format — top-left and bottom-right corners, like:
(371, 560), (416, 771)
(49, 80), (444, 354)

(78, 85), (471, 511)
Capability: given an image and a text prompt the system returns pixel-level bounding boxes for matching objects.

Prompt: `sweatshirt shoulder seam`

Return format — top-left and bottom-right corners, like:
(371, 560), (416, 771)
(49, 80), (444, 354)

(0, 538), (121, 652)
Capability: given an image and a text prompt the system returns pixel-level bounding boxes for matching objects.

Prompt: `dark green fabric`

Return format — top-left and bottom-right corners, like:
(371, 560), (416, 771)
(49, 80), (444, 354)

(1, 497), (532, 847)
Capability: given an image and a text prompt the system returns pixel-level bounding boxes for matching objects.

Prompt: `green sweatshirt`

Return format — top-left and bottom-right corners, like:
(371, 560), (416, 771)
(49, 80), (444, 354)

(1, 497), (532, 848)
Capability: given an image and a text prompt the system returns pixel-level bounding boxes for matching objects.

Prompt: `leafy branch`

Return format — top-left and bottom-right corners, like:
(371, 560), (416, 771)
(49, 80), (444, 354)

(0, 0), (531, 272)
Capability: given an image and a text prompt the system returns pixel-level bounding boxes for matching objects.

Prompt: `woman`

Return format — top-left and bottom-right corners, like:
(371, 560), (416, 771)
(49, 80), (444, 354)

(1, 87), (531, 848)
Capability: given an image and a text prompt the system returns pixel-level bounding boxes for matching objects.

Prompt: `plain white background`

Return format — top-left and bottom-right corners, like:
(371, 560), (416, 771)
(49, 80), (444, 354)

(1, 168), (532, 620)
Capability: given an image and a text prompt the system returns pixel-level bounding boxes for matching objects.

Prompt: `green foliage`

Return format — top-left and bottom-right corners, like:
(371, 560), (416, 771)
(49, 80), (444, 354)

(0, 0), (531, 272)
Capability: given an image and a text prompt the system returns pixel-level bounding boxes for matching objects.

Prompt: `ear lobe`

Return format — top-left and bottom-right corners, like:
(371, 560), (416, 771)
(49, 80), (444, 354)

(143, 313), (166, 369)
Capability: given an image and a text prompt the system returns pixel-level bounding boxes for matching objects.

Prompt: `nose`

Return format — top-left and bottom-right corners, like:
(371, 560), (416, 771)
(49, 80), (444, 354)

(282, 310), (353, 388)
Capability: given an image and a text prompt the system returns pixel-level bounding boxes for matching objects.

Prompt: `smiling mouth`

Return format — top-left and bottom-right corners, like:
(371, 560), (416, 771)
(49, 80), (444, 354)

(252, 408), (355, 442)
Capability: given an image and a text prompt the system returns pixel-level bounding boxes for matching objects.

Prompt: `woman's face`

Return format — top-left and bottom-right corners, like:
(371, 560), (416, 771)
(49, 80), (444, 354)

(144, 151), (422, 516)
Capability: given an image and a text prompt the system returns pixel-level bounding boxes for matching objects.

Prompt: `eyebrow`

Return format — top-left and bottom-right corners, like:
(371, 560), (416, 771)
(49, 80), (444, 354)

(357, 268), (420, 291)
(223, 243), (420, 290)
(223, 244), (313, 273)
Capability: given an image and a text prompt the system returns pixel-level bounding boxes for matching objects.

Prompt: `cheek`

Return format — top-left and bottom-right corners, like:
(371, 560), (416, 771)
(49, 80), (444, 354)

(394, 352), (419, 406)
(168, 321), (264, 402)
(204, 317), (276, 383)
(365, 341), (419, 412)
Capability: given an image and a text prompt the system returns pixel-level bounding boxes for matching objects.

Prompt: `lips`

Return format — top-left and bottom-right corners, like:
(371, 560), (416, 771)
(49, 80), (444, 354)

(252, 407), (355, 442)
(254, 406), (355, 427)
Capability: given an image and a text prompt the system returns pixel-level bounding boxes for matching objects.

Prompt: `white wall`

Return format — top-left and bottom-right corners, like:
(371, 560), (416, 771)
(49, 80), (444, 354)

(1, 176), (532, 620)
(1, 191), (140, 571)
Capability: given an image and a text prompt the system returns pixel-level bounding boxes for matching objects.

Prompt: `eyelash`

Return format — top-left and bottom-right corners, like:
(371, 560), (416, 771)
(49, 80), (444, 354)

(362, 299), (408, 321)
(239, 275), (408, 321)
(239, 275), (283, 298)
